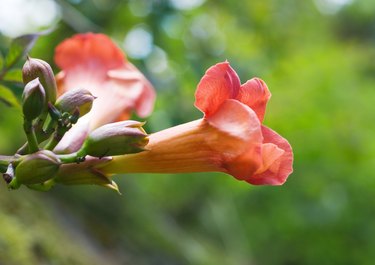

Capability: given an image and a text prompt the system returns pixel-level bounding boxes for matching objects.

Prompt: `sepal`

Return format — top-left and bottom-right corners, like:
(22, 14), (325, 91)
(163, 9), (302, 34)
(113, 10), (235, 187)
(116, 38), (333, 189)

(15, 150), (61, 184)
(54, 156), (120, 193)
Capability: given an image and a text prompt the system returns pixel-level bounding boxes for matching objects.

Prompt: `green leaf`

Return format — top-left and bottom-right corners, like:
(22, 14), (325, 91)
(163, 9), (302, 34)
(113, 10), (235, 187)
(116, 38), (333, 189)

(0, 84), (21, 108)
(0, 27), (56, 80)
(2, 68), (23, 83)
(0, 53), (3, 70)
(4, 34), (39, 70)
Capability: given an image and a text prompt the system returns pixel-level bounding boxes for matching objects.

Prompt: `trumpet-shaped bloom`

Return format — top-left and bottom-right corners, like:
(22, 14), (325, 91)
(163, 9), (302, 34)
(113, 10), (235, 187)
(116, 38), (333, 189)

(53, 33), (155, 152)
(100, 62), (293, 185)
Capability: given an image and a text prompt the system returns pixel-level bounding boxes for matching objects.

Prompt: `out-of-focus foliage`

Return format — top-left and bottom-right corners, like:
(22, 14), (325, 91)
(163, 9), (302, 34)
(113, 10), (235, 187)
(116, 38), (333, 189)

(1, 0), (375, 264)
(0, 185), (119, 265)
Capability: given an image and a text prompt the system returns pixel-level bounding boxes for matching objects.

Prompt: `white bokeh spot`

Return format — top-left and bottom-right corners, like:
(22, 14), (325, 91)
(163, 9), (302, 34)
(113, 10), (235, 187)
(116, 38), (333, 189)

(0, 0), (60, 37)
(123, 26), (153, 59)
(169, 0), (205, 10)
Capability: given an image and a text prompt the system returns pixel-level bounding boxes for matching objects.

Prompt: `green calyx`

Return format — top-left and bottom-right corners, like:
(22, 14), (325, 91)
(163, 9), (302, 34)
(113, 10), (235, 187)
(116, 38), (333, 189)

(15, 150), (61, 185)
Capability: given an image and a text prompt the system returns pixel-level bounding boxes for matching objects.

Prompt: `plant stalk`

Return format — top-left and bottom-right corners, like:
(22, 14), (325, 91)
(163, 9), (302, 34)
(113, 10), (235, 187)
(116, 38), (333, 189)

(23, 119), (39, 153)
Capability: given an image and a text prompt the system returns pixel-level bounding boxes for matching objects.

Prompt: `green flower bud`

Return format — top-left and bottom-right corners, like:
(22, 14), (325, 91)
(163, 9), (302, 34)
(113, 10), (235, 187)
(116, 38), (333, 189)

(80, 121), (149, 157)
(15, 150), (61, 184)
(22, 57), (57, 104)
(22, 78), (46, 120)
(55, 88), (95, 117)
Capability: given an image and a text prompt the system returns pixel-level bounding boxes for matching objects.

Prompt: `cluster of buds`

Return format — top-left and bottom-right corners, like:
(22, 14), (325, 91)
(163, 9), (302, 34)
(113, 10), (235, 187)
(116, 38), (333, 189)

(1, 57), (149, 192)
(1, 33), (293, 193)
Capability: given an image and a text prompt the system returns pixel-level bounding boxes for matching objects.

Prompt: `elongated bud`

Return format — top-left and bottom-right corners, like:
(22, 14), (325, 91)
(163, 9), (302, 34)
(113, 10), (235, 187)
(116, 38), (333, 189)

(15, 150), (61, 184)
(54, 157), (120, 193)
(22, 57), (57, 104)
(79, 120), (149, 157)
(55, 88), (95, 117)
(22, 78), (46, 120)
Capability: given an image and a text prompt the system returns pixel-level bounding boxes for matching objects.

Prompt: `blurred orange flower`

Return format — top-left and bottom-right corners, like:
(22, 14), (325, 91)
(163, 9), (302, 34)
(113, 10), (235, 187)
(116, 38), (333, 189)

(53, 33), (155, 152)
(101, 62), (293, 185)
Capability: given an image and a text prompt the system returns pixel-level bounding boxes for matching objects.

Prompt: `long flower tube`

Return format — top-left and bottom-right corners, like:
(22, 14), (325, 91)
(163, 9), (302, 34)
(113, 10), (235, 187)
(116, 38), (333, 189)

(53, 33), (155, 153)
(100, 62), (293, 185)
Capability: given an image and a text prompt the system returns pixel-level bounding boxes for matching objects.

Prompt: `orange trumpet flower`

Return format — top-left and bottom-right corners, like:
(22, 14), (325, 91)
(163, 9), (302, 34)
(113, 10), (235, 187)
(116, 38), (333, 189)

(100, 62), (293, 185)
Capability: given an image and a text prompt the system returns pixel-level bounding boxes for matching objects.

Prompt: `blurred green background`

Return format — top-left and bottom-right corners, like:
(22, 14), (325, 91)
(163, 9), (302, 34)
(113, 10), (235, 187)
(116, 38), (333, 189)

(1, 0), (375, 264)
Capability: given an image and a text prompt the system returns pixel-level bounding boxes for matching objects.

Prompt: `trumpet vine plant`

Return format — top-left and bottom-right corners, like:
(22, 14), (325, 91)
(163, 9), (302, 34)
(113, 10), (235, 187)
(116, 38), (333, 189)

(0, 32), (293, 193)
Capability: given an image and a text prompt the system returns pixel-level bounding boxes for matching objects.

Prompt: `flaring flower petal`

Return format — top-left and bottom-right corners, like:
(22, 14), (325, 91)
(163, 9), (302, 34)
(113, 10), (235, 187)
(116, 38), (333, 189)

(205, 99), (262, 154)
(237, 78), (271, 121)
(194, 61), (241, 117)
(55, 33), (124, 73)
(207, 99), (263, 179)
(247, 126), (293, 185)
(107, 63), (156, 118)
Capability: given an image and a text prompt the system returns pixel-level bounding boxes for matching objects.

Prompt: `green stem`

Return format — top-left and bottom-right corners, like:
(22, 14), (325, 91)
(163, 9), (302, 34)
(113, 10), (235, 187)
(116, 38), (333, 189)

(33, 112), (48, 134)
(44, 123), (69, 151)
(23, 119), (39, 153)
(44, 134), (60, 151)
(16, 142), (28, 155)
(44, 118), (57, 135)
(0, 155), (16, 173)
(58, 152), (86, 164)
(17, 118), (57, 155)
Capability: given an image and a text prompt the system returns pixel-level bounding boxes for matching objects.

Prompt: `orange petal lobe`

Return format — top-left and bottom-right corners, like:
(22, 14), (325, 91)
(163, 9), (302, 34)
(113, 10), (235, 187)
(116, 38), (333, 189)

(108, 63), (156, 118)
(194, 61), (241, 117)
(237, 78), (271, 121)
(206, 99), (263, 179)
(55, 33), (125, 73)
(247, 126), (293, 185)
(206, 99), (261, 143)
